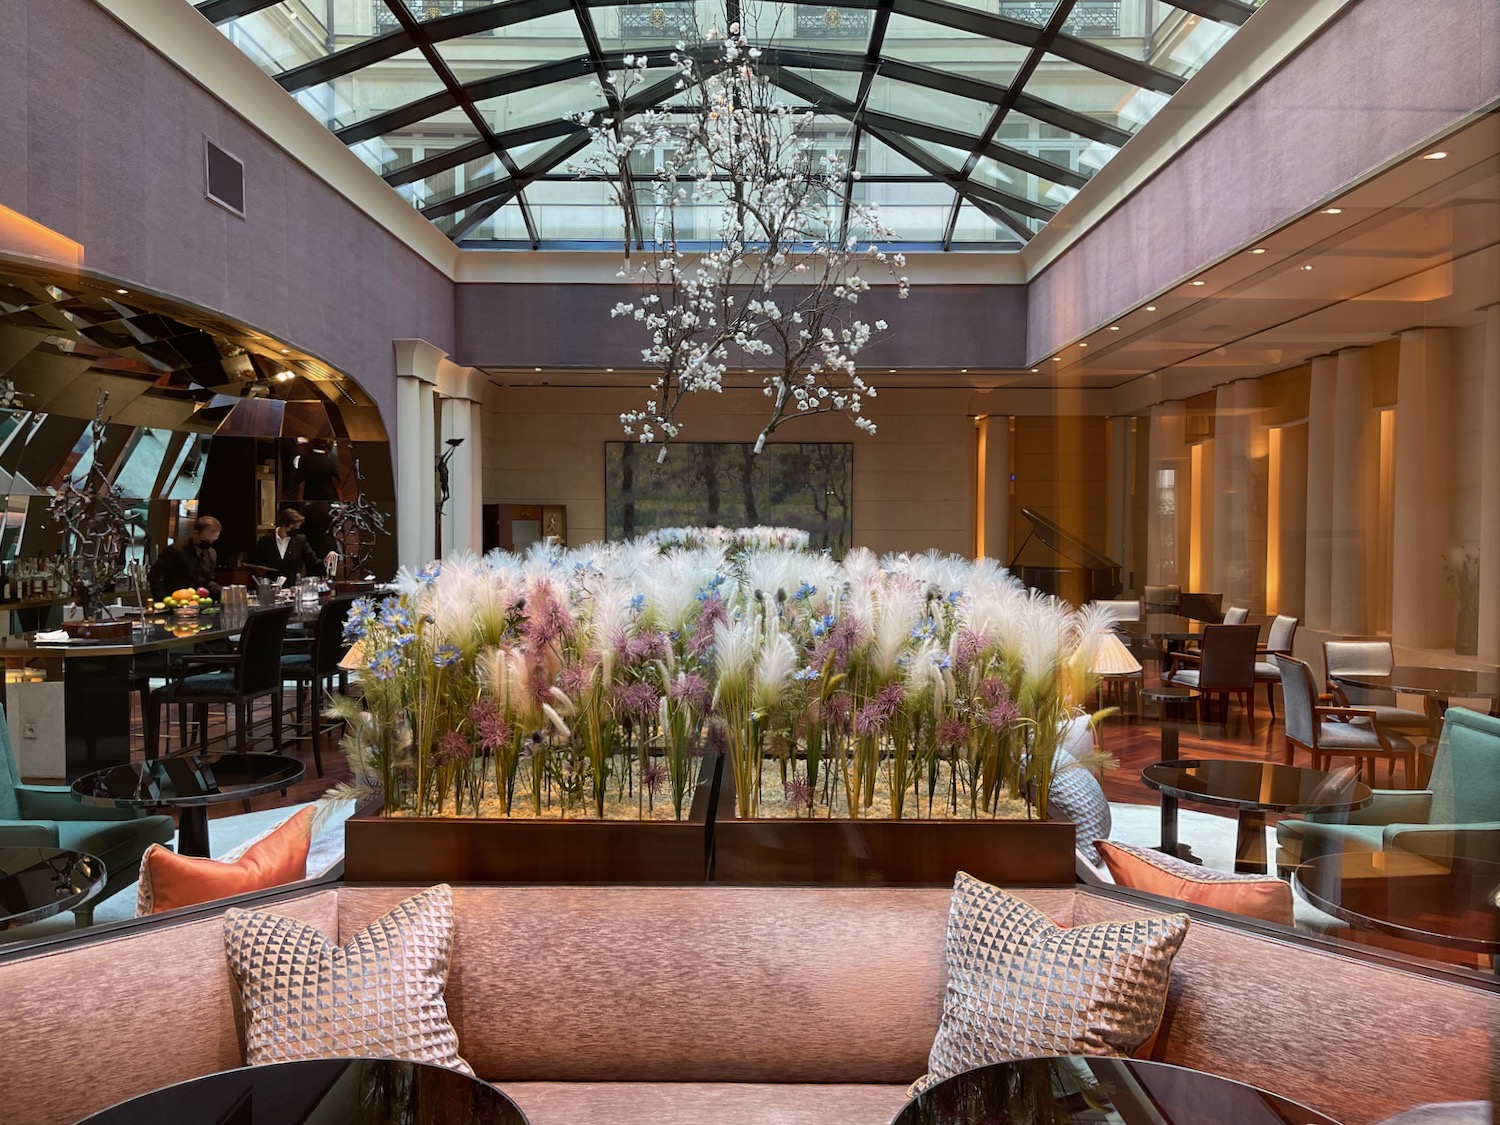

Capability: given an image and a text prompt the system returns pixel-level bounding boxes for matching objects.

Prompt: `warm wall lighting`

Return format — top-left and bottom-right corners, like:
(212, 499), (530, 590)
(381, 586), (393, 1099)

(279, 347), (290, 354)
(115, 288), (129, 294)
(1051, 357), (1061, 362)
(1301, 264), (1314, 271)
(1078, 342), (1088, 348)
(0, 203), (83, 267)
(1422, 151), (1448, 160)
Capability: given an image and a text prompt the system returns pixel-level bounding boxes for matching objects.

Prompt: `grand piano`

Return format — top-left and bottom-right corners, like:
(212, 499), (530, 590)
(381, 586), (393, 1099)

(1008, 507), (1123, 604)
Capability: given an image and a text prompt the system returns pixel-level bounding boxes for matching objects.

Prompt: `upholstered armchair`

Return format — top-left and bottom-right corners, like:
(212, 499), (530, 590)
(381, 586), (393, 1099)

(0, 711), (174, 925)
(1251, 614), (1300, 721)
(1276, 654), (1417, 785)
(1275, 706), (1500, 871)
(1322, 640), (1431, 737)
(1164, 623), (1260, 732)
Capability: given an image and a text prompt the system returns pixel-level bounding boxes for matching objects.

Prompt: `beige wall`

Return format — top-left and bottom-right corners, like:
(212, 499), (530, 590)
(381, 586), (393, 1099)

(482, 385), (979, 557)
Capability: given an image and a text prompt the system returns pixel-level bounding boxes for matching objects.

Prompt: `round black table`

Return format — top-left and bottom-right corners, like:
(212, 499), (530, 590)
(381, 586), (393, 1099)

(1332, 666), (1500, 737)
(1294, 850), (1500, 969)
(70, 753), (306, 858)
(72, 1058), (528, 1124)
(0, 846), (105, 929)
(1142, 686), (1203, 862)
(1142, 759), (1371, 874)
(893, 1056), (1342, 1124)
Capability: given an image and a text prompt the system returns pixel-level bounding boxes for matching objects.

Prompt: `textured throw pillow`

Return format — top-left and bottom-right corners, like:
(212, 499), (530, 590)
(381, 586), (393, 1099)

(1096, 840), (1295, 926)
(223, 883), (471, 1074)
(911, 872), (1189, 1096)
(137, 806), (315, 915)
(1048, 750), (1111, 867)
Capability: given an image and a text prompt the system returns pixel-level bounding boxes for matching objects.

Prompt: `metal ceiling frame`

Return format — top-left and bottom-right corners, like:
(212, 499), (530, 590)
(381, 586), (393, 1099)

(195, 0), (1248, 248)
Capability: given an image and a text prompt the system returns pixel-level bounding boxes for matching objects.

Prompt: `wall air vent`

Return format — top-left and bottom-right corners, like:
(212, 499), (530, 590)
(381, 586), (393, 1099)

(204, 137), (245, 217)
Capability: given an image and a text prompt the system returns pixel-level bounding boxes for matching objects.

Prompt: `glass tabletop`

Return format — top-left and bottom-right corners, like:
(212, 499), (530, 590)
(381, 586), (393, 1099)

(0, 847), (105, 929)
(71, 753), (306, 810)
(1331, 665), (1500, 700)
(1141, 759), (1372, 814)
(1294, 851), (1500, 955)
(73, 1058), (529, 1124)
(893, 1056), (1342, 1124)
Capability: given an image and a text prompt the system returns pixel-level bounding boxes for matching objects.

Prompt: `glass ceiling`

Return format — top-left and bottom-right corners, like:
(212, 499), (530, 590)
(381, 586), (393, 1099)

(193, 0), (1259, 250)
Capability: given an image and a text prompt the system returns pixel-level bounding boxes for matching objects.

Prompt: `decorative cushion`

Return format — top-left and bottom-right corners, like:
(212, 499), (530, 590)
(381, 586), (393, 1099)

(223, 883), (471, 1074)
(1048, 751), (1110, 867)
(137, 806), (315, 915)
(910, 872), (1189, 1096)
(1095, 839), (1294, 926)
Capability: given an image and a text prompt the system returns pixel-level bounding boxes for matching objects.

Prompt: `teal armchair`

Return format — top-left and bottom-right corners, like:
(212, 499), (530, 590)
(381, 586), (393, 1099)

(1276, 706), (1500, 871)
(0, 711), (174, 925)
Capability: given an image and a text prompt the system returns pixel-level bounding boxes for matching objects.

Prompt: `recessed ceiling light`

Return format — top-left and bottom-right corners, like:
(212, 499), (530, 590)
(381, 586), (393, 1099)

(1422, 151), (1448, 160)
(960, 368), (968, 373)
(1191, 281), (1206, 286)
(115, 288), (129, 295)
(1078, 342), (1088, 348)
(1301, 264), (1314, 271)
(1323, 207), (1343, 215)
(1250, 248), (1267, 255)
(1108, 325), (1121, 331)
(534, 367), (542, 372)
(279, 348), (290, 354)
(887, 368), (896, 373)
(1145, 305), (1157, 312)
(1030, 368), (1039, 373)
(606, 367), (614, 372)
(1051, 357), (1061, 363)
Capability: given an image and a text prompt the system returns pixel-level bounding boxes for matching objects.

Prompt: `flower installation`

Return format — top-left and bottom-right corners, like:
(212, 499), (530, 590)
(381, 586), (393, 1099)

(570, 15), (910, 458)
(331, 535), (1111, 824)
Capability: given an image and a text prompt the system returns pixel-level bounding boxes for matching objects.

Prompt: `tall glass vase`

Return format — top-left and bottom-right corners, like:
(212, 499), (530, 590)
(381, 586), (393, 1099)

(1455, 592), (1480, 656)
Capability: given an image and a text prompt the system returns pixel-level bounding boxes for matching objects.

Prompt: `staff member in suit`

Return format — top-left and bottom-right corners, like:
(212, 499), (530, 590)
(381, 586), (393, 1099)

(148, 515), (222, 599)
(253, 508), (335, 584)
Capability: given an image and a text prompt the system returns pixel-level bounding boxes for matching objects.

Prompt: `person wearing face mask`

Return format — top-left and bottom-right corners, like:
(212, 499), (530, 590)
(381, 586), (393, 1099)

(148, 515), (223, 599)
(252, 507), (335, 585)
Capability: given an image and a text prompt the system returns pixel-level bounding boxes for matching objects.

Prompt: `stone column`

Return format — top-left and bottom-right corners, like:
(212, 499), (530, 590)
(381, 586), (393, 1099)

(1211, 380), (1265, 612)
(1272, 423), (1308, 619)
(1147, 401), (1187, 587)
(1105, 415), (1132, 583)
(1303, 355), (1338, 632)
(1329, 348), (1377, 636)
(1479, 306), (1500, 663)
(979, 416), (1012, 564)
(439, 394), (484, 556)
(1392, 328), (1452, 649)
(394, 340), (448, 569)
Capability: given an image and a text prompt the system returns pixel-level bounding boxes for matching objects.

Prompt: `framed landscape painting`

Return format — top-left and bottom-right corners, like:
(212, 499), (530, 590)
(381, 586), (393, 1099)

(605, 441), (852, 555)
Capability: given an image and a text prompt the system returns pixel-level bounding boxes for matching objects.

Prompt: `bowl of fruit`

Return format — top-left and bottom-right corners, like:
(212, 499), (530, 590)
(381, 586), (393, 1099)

(160, 587), (214, 619)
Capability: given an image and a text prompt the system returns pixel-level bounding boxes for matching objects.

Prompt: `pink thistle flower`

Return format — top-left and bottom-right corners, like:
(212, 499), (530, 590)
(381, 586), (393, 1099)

(822, 692), (853, 735)
(783, 776), (815, 812)
(983, 693), (1019, 732)
(937, 718), (968, 749)
(523, 590), (574, 647)
(854, 682), (904, 737)
(688, 596), (728, 656)
(613, 680), (661, 719)
(435, 728), (473, 766)
(557, 663), (591, 699)
(468, 700), (512, 752)
(668, 672), (710, 710)
(953, 630), (986, 673)
(701, 719), (729, 759)
(641, 759), (668, 797)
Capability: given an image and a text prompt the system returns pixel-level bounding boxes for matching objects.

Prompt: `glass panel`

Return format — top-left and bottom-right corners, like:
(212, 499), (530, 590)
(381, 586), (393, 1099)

(460, 198), (533, 242)
(850, 178), (955, 243)
(865, 76), (993, 137)
(212, 2), (350, 78)
(396, 0), (509, 24)
(526, 179), (631, 241)
(1004, 109), (1119, 172)
(907, 138), (972, 176)
(364, 126), (484, 178)
(950, 200), (1023, 244)
(430, 17), (582, 81)
(1030, 56), (1166, 134)
(1066, 2), (1236, 80)
(476, 74), (611, 133)
(406, 150), (508, 209)
(881, 15), (1024, 87)
(857, 135), (930, 179)
(292, 50), (448, 132)
(989, 0), (1061, 22)
(588, 1), (720, 46)
(742, 3), (873, 53)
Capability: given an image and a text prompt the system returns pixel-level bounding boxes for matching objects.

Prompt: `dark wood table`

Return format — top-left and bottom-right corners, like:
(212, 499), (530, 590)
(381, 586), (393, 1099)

(1294, 850), (1500, 969)
(1142, 759), (1371, 874)
(0, 605), (312, 780)
(0, 846), (104, 930)
(71, 1058), (529, 1124)
(1119, 612), (1270, 645)
(893, 1056), (1342, 1124)
(70, 752), (305, 857)
(1141, 686), (1202, 862)
(1332, 666), (1500, 736)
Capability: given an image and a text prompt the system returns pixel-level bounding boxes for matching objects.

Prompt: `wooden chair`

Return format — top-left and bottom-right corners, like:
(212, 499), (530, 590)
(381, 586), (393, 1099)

(1164, 623), (1260, 735)
(1322, 640), (1431, 738)
(1177, 591), (1224, 623)
(1252, 614), (1299, 722)
(1277, 654), (1419, 787)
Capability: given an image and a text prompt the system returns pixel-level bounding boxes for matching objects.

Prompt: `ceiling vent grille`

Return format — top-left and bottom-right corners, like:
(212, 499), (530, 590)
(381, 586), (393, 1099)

(204, 138), (245, 217)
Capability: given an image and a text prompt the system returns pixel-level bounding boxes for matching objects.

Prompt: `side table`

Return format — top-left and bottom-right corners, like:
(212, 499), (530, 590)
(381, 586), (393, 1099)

(1142, 685), (1201, 863)
(0, 846), (105, 930)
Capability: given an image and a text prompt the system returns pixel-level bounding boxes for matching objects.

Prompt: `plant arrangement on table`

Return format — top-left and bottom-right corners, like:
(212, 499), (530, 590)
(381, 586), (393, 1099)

(48, 390), (129, 619)
(330, 535), (1112, 827)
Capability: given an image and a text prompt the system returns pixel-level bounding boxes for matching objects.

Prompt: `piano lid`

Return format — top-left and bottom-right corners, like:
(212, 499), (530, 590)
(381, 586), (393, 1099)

(1012, 508), (1120, 571)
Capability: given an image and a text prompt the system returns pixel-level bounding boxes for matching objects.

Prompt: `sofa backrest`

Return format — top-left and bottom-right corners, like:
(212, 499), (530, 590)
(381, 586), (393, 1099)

(1069, 891), (1495, 1125)
(0, 888), (339, 1125)
(335, 884), (1078, 1085)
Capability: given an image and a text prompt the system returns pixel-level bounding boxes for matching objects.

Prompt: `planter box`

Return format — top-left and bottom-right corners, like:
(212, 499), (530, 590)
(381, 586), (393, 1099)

(711, 774), (1076, 886)
(344, 755), (723, 884)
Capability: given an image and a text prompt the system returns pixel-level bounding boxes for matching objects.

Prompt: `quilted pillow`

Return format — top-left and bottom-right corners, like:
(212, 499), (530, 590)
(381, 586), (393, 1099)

(911, 872), (1189, 1096)
(1048, 750), (1111, 867)
(1096, 839), (1294, 926)
(137, 806), (314, 915)
(223, 883), (471, 1074)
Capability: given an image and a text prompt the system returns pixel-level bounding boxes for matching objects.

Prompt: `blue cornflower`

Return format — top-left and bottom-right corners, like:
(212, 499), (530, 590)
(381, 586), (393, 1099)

(344, 596), (375, 641)
(379, 597), (411, 630)
(628, 594), (646, 613)
(391, 632), (415, 648)
(792, 667), (819, 681)
(432, 643), (462, 668)
(947, 590), (965, 605)
(910, 618), (936, 640)
(932, 652), (952, 670)
(811, 613), (836, 638)
(794, 582), (817, 601)
(370, 649), (399, 681)
(417, 561), (442, 582)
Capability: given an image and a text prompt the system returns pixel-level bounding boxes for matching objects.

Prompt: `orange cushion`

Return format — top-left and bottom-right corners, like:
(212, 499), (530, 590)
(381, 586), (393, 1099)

(139, 806), (315, 915)
(1096, 839), (1294, 927)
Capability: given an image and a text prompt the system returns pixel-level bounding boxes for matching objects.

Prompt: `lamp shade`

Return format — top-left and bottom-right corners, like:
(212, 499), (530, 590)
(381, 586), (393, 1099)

(1092, 630), (1143, 676)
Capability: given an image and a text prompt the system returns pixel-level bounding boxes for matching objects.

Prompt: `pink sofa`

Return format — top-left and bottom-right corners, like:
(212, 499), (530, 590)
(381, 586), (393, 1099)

(0, 883), (1492, 1125)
